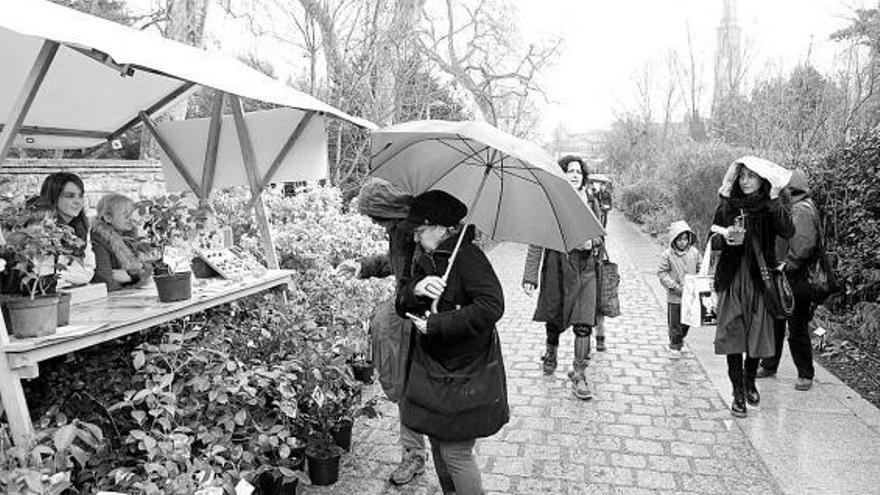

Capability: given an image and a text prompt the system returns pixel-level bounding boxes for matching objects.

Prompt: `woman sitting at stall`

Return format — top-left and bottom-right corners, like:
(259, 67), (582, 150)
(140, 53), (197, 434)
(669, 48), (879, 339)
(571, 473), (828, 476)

(31, 172), (96, 286)
(90, 193), (152, 291)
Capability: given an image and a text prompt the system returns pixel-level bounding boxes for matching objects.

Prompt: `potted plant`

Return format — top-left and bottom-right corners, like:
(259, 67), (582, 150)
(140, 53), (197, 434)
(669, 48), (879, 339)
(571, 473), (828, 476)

(339, 319), (374, 384)
(135, 194), (212, 302)
(0, 203), (86, 338)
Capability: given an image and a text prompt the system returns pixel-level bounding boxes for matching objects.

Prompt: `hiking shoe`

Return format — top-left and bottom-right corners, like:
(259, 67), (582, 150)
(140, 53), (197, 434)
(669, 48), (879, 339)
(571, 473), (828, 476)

(756, 367), (776, 379)
(389, 453), (425, 485)
(596, 336), (607, 352)
(795, 378), (813, 391)
(540, 344), (558, 375)
(572, 376), (593, 400)
(668, 347), (682, 359)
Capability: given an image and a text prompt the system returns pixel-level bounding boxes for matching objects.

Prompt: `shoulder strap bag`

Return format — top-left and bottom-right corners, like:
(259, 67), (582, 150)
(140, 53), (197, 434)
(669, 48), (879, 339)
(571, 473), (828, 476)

(750, 235), (794, 319)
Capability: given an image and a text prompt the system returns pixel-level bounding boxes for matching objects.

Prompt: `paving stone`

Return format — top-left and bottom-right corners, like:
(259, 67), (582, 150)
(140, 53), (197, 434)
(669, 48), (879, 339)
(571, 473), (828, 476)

(301, 213), (789, 495)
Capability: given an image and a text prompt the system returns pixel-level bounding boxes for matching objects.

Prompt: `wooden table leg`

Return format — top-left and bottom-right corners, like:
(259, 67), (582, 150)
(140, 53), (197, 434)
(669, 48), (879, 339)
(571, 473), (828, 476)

(0, 350), (34, 445)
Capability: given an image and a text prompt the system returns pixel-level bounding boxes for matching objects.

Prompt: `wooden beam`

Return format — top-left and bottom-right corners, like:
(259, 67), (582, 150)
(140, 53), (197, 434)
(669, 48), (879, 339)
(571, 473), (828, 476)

(139, 111), (203, 197)
(229, 95), (279, 269)
(244, 111), (315, 211)
(0, 124), (109, 140)
(0, 40), (59, 166)
(200, 91), (225, 197)
(107, 82), (195, 142)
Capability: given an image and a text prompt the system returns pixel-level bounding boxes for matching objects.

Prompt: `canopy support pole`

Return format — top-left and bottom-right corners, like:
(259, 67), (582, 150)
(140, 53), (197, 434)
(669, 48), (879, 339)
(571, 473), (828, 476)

(0, 40), (59, 166)
(200, 91), (225, 197)
(244, 111), (316, 211)
(139, 111), (203, 198)
(229, 95), (279, 269)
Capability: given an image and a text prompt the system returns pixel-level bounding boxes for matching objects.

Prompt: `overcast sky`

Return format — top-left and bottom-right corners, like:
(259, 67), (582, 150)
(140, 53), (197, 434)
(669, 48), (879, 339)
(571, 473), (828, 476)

(128, 0), (871, 135)
(518, 0), (870, 134)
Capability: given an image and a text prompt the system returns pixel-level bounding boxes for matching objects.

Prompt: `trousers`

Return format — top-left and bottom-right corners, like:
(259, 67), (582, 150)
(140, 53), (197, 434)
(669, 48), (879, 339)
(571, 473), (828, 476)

(429, 437), (482, 495)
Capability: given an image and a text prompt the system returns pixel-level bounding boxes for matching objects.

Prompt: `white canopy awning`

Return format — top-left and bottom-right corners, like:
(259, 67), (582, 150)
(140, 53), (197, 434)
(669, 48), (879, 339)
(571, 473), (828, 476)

(157, 107), (328, 193)
(0, 0), (375, 150)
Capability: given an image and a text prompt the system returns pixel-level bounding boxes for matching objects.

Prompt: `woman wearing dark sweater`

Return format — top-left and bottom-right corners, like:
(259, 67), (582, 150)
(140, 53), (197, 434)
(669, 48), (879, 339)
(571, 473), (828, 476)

(710, 157), (794, 418)
(90, 194), (151, 291)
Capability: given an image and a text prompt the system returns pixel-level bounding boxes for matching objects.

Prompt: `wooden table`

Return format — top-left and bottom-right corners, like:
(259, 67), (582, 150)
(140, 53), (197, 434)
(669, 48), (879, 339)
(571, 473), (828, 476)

(0, 269), (293, 445)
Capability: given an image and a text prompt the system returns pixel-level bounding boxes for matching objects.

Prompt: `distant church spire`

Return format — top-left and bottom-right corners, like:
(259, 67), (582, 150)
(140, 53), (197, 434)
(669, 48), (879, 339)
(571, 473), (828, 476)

(714, 0), (742, 104)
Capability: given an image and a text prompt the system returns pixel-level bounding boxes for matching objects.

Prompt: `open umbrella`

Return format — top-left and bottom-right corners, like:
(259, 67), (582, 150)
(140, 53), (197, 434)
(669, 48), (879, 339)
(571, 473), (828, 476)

(370, 119), (605, 295)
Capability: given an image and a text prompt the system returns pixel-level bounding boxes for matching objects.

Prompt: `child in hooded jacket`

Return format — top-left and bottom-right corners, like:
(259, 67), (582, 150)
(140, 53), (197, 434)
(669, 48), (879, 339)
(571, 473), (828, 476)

(657, 220), (702, 356)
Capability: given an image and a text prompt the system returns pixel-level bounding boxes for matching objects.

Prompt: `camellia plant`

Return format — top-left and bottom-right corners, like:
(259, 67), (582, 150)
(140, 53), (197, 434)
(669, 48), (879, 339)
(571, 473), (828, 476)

(134, 194), (213, 276)
(0, 202), (86, 299)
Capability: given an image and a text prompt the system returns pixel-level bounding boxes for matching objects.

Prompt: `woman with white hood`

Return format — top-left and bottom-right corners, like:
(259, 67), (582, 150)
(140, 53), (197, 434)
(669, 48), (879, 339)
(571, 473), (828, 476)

(709, 157), (794, 418)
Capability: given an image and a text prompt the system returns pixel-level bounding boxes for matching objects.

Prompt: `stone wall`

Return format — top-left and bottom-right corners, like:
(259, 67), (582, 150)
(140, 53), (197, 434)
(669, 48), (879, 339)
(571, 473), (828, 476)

(0, 159), (166, 212)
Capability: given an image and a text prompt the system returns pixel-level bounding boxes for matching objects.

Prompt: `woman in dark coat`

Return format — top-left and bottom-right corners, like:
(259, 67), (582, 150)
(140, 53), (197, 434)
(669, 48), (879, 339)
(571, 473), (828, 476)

(396, 190), (507, 495)
(710, 157), (794, 418)
(90, 193), (152, 291)
(522, 155), (605, 400)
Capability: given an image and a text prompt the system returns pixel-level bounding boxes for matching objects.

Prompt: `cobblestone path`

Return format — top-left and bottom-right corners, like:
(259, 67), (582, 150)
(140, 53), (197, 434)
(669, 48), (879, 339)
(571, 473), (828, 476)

(303, 212), (785, 494)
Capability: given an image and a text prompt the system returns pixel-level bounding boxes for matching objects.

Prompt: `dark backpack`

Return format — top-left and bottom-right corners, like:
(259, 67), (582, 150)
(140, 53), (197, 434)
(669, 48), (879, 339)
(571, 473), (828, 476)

(804, 201), (842, 303)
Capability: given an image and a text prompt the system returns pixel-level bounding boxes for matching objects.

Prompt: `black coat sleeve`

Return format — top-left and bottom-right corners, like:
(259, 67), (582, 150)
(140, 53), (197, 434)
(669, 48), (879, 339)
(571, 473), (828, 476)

(425, 245), (505, 343)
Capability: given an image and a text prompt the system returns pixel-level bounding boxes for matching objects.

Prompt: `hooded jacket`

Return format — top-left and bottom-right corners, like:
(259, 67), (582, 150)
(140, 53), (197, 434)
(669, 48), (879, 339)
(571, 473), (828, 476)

(774, 169), (819, 277)
(657, 221), (702, 304)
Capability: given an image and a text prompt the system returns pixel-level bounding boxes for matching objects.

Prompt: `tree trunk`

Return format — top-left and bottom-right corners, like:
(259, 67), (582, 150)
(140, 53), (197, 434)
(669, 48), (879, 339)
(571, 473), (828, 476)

(139, 0), (210, 159)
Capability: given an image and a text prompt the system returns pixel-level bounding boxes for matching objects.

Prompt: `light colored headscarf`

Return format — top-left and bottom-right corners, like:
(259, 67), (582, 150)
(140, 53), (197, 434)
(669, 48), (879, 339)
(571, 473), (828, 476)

(718, 156), (792, 199)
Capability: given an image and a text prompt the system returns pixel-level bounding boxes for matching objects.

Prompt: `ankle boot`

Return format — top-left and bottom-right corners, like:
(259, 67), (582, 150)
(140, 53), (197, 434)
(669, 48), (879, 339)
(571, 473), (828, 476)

(731, 384), (747, 418)
(540, 343), (558, 374)
(744, 373), (760, 406)
(568, 336), (593, 400)
(596, 335), (606, 352)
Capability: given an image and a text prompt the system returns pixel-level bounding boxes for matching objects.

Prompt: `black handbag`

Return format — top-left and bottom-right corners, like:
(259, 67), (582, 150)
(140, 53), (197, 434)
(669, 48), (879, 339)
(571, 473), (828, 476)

(751, 236), (794, 319)
(596, 247), (621, 318)
(402, 328), (509, 441)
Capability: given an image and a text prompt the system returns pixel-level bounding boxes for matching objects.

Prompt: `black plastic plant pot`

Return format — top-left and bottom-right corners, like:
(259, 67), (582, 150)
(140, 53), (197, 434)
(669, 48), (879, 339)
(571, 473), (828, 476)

(154, 271), (192, 302)
(331, 420), (353, 452)
(307, 453), (341, 486)
(351, 361), (374, 384)
(255, 469), (299, 495)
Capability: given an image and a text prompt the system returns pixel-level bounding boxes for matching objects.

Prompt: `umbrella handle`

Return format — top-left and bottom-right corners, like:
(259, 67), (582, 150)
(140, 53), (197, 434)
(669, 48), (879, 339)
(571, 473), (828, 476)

(429, 223), (469, 314)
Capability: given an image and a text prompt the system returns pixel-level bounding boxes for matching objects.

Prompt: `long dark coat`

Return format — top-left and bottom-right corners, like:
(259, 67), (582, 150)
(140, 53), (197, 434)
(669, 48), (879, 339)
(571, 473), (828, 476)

(522, 188), (604, 330)
(712, 195), (793, 356)
(396, 227), (508, 440)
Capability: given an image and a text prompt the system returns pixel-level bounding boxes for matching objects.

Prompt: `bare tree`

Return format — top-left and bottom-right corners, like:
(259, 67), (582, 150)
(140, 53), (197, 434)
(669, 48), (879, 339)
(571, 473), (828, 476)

(416, 0), (560, 135)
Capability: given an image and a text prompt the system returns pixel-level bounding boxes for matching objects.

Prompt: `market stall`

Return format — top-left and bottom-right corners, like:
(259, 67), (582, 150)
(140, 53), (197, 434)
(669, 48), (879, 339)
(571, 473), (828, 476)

(0, 0), (375, 444)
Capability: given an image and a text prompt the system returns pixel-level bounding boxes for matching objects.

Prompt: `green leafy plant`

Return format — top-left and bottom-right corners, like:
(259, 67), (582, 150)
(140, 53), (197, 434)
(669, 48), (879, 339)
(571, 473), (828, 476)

(135, 194), (213, 276)
(0, 202), (86, 298)
(0, 418), (104, 495)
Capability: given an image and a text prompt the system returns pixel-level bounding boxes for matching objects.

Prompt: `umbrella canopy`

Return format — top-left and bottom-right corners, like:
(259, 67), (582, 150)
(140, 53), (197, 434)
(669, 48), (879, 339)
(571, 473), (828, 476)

(0, 0), (374, 151)
(370, 120), (605, 253)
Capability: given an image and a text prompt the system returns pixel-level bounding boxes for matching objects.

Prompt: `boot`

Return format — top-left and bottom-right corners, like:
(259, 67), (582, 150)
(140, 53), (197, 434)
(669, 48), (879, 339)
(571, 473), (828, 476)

(744, 372), (760, 406)
(596, 335), (606, 352)
(568, 336), (593, 400)
(731, 384), (747, 418)
(540, 343), (558, 375)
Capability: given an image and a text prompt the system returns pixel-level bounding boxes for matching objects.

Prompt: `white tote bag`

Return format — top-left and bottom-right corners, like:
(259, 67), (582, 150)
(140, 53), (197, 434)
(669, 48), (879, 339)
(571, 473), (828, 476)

(681, 241), (718, 327)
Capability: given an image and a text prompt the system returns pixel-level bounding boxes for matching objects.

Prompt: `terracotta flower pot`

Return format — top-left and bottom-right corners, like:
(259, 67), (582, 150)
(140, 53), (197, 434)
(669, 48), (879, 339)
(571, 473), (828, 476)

(154, 271), (192, 302)
(1, 294), (58, 338)
(57, 290), (72, 327)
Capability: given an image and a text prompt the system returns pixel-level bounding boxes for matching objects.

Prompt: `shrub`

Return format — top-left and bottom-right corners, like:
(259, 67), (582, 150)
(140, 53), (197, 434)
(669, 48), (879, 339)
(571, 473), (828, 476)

(618, 181), (674, 224)
(807, 130), (880, 307)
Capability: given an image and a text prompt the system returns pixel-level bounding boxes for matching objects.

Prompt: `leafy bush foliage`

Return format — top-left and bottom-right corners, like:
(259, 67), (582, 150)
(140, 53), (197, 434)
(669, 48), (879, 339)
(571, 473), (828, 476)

(807, 129), (880, 307)
(618, 181), (674, 225)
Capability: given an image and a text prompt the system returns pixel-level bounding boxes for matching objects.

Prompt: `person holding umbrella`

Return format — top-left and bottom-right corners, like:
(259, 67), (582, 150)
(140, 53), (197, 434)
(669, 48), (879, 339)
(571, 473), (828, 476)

(395, 190), (507, 495)
(522, 155), (607, 400)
